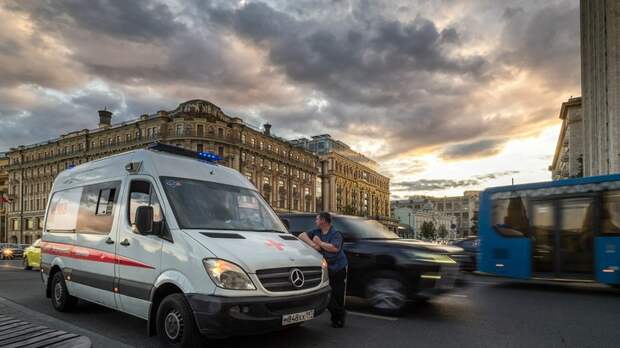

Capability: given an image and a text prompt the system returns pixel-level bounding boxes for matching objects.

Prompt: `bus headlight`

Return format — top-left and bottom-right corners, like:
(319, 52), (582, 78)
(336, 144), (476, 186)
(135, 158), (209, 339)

(2, 248), (13, 258)
(203, 259), (256, 290)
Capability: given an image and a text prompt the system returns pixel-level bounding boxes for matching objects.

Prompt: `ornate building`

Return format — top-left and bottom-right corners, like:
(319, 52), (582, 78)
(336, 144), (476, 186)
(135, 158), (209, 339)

(0, 153), (8, 243)
(549, 97), (583, 180)
(291, 135), (391, 219)
(4, 100), (319, 244)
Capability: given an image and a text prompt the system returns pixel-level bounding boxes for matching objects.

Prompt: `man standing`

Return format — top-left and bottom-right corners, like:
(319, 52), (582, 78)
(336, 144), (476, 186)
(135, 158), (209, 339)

(299, 212), (348, 328)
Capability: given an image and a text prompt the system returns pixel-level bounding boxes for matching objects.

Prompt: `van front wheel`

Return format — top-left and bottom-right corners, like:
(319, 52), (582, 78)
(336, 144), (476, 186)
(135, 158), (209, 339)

(156, 294), (202, 347)
(50, 272), (77, 311)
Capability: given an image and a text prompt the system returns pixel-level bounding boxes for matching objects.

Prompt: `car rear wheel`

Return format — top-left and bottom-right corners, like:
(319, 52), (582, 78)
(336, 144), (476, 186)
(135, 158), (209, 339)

(23, 257), (32, 270)
(366, 273), (407, 316)
(50, 271), (77, 312)
(156, 293), (202, 347)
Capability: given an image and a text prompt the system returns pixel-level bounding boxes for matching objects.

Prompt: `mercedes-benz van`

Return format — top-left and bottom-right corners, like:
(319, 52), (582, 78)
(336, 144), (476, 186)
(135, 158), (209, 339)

(41, 143), (330, 347)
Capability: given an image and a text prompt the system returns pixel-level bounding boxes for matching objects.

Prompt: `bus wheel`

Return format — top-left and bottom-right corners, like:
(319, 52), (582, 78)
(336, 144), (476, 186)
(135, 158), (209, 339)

(156, 294), (202, 347)
(366, 272), (407, 316)
(23, 257), (32, 270)
(50, 272), (77, 312)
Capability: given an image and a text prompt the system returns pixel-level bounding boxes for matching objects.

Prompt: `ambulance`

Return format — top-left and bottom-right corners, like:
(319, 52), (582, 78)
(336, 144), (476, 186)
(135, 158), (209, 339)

(41, 143), (330, 347)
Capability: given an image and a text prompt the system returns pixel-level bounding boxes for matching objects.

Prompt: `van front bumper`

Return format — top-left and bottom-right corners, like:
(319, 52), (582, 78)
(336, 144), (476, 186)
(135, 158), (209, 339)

(186, 286), (331, 338)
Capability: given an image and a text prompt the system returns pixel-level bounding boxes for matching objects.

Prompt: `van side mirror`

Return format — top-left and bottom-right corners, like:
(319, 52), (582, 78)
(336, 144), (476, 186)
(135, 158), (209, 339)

(135, 206), (154, 235)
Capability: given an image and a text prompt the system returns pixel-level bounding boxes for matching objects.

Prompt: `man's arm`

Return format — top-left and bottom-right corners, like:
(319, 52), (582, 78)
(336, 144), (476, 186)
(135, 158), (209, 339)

(312, 234), (342, 253)
(299, 232), (321, 251)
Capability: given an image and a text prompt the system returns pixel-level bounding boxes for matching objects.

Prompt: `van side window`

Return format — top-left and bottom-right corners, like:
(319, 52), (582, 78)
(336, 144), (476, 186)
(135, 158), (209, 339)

(46, 187), (83, 232)
(76, 181), (121, 234)
(128, 180), (163, 230)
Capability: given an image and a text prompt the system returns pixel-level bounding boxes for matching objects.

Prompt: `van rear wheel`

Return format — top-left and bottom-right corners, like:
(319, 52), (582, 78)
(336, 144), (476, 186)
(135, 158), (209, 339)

(156, 293), (202, 347)
(50, 272), (77, 311)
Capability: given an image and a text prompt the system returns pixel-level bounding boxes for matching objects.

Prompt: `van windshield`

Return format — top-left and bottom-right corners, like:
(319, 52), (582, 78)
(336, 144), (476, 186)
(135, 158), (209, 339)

(160, 177), (287, 232)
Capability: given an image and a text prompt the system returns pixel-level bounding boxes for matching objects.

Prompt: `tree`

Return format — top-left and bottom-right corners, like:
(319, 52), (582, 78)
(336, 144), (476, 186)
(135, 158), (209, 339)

(437, 224), (448, 239)
(420, 221), (436, 240)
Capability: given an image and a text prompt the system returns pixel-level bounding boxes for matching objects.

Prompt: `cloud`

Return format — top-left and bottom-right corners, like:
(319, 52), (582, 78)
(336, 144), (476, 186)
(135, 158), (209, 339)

(0, 0), (579, 173)
(440, 139), (506, 160)
(392, 170), (520, 192)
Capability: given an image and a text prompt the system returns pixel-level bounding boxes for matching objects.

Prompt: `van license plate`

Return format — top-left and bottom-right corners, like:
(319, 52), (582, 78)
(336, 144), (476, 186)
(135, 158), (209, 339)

(282, 310), (314, 326)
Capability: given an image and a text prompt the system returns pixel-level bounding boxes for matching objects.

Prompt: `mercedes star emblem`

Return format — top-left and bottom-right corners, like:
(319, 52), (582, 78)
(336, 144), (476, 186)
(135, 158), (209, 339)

(289, 268), (305, 288)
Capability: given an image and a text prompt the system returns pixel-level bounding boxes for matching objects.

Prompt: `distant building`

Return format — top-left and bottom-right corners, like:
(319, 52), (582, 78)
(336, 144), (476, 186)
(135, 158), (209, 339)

(580, 1), (620, 176)
(549, 97), (583, 180)
(392, 205), (454, 239)
(0, 153), (8, 243)
(291, 134), (391, 220)
(392, 191), (480, 237)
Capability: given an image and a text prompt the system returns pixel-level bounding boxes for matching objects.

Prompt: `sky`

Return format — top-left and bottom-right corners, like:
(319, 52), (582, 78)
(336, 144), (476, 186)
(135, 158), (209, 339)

(0, 0), (580, 198)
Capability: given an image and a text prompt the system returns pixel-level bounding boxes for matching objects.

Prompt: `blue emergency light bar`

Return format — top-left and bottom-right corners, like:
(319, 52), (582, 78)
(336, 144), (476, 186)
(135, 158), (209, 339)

(148, 143), (222, 163)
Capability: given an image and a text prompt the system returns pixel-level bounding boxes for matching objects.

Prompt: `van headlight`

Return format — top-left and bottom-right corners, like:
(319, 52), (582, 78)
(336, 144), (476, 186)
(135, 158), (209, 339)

(321, 258), (329, 283)
(203, 259), (256, 290)
(405, 251), (456, 264)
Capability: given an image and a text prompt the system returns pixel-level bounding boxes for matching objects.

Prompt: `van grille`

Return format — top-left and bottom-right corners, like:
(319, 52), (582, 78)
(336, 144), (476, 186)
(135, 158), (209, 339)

(256, 267), (322, 292)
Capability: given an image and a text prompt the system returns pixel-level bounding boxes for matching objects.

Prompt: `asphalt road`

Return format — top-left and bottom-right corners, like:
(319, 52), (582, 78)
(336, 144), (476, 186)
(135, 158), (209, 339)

(2, 260), (620, 348)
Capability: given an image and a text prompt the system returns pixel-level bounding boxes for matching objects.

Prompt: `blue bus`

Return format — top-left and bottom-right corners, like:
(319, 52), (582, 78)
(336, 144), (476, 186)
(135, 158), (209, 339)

(479, 174), (620, 285)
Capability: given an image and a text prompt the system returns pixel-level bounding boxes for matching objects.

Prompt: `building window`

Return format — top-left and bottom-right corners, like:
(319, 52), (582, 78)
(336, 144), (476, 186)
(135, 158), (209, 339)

(218, 128), (224, 137)
(259, 141), (264, 150)
(176, 124), (183, 136)
(241, 152), (246, 162)
(197, 144), (204, 152)
(218, 146), (224, 157)
(251, 138), (255, 147)
(241, 134), (246, 144)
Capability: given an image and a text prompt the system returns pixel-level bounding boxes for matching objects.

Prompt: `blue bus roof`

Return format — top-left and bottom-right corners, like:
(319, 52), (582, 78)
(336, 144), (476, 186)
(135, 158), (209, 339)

(483, 173), (620, 195)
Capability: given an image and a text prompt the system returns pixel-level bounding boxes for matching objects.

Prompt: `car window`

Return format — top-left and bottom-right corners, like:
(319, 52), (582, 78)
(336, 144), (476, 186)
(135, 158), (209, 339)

(128, 180), (163, 231)
(76, 181), (121, 234)
(286, 216), (316, 234)
(46, 187), (83, 232)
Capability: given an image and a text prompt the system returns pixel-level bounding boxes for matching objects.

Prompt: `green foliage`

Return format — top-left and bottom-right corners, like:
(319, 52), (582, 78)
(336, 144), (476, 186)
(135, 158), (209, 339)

(437, 224), (448, 239)
(420, 221), (436, 240)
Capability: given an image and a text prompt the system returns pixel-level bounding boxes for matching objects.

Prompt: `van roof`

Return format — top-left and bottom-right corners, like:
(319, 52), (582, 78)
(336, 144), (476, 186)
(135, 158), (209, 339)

(52, 146), (254, 192)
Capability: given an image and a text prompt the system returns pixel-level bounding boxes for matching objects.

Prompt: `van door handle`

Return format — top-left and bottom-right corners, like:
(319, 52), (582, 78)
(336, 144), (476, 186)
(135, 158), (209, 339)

(105, 237), (114, 245)
(120, 239), (130, 247)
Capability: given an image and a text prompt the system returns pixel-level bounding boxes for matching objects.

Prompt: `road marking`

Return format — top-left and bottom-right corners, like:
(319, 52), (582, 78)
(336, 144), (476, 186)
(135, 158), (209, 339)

(0, 265), (23, 270)
(348, 311), (398, 321)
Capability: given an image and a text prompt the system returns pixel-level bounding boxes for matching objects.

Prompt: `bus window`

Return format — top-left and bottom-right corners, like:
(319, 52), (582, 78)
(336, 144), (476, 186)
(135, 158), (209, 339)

(602, 191), (620, 234)
(492, 197), (529, 237)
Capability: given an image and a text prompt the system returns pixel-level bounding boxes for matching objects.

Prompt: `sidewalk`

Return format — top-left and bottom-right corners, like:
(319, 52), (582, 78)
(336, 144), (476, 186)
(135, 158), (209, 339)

(0, 297), (132, 348)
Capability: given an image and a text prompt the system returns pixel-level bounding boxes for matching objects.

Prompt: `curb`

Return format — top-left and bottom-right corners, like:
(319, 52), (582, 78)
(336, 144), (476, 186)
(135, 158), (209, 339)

(0, 297), (133, 348)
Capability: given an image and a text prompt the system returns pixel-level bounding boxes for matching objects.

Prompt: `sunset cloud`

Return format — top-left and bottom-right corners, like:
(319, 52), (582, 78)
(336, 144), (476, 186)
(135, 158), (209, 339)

(0, 0), (579, 196)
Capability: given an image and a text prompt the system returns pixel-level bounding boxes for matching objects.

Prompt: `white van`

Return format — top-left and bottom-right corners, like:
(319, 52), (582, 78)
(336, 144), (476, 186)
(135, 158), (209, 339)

(41, 143), (330, 347)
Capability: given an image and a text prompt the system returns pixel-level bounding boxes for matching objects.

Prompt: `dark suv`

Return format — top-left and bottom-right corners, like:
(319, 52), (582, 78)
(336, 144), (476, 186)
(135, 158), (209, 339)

(280, 213), (463, 315)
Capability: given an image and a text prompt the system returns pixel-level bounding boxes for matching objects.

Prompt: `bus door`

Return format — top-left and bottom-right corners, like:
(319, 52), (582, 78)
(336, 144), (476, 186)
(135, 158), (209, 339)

(595, 190), (620, 284)
(531, 197), (595, 278)
(531, 200), (555, 274)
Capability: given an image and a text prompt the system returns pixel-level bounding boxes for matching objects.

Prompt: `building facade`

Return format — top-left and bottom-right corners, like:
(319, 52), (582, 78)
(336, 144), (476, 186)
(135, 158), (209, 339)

(0, 153), (8, 243)
(392, 206), (454, 239)
(291, 135), (391, 219)
(549, 97), (583, 180)
(4, 100), (319, 244)
(392, 191), (480, 237)
(580, 0), (620, 176)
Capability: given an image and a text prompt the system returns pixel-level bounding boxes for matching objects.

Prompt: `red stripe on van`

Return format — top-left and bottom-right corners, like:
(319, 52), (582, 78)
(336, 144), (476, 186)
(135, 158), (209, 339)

(41, 241), (154, 269)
